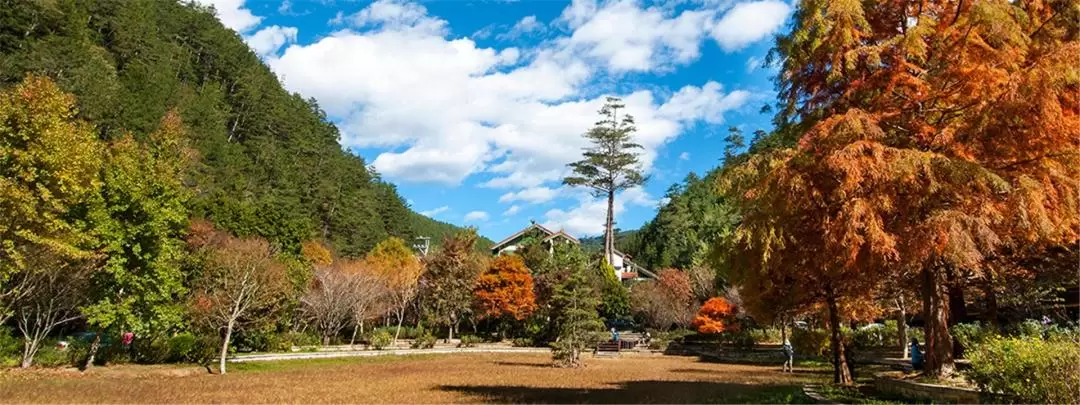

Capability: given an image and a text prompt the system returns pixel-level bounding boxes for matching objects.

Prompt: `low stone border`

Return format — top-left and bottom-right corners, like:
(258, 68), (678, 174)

(229, 347), (549, 362)
(801, 384), (837, 404)
(874, 373), (984, 403)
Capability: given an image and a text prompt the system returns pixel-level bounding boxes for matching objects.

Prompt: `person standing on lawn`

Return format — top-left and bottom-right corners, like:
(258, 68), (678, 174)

(782, 338), (794, 372)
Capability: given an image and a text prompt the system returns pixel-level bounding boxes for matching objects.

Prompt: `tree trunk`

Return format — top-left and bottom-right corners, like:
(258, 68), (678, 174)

(394, 308), (405, 343)
(897, 296), (909, 359)
(20, 339), (39, 368)
(83, 333), (101, 371)
(983, 276), (1000, 332)
(826, 290), (853, 385)
(921, 264), (955, 377)
(605, 189), (615, 266)
(219, 320), (235, 375)
(350, 324), (359, 346)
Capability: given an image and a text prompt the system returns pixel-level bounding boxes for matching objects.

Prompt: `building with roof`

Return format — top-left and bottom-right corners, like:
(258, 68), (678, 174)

(491, 221), (655, 281)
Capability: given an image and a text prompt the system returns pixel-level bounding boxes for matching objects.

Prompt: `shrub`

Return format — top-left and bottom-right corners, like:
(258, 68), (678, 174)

(967, 336), (1080, 404)
(168, 333), (198, 362)
(279, 331), (320, 350)
(852, 326), (888, 349)
(368, 330), (392, 350)
(511, 337), (534, 347)
(34, 345), (70, 367)
(458, 335), (481, 348)
(1009, 319), (1044, 339)
(791, 328), (829, 358)
(749, 328), (781, 345)
(0, 328), (21, 366)
(726, 329), (756, 349)
(132, 336), (172, 364)
(951, 322), (992, 354)
(411, 330), (436, 349)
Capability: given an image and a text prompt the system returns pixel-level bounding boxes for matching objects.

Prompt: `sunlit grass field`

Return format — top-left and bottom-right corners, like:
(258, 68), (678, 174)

(0, 353), (830, 403)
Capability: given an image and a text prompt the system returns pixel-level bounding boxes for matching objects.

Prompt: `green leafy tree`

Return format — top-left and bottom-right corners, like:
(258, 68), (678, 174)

(564, 97), (646, 267)
(82, 111), (194, 347)
(0, 75), (102, 323)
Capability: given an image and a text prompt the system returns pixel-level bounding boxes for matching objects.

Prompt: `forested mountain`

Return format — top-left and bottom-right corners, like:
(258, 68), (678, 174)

(623, 170), (738, 271)
(408, 212), (493, 252)
(0, 0), (472, 256)
(578, 230), (639, 254)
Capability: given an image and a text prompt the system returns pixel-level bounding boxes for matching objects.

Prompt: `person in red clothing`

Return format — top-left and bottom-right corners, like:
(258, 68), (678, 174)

(122, 332), (134, 350)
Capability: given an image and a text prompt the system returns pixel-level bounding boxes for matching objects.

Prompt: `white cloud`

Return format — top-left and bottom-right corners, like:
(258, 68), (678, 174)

(710, 0), (791, 51)
(679, 151), (691, 160)
(499, 187), (561, 204)
(497, 15), (546, 41)
(464, 211), (490, 222)
(420, 206), (450, 217)
(557, 0), (714, 72)
(264, 0), (775, 231)
(192, 0), (262, 33)
(745, 55), (762, 72)
(658, 81), (753, 124)
(542, 187), (656, 236)
(503, 205), (522, 216)
(245, 26), (298, 57)
(345, 0), (448, 36)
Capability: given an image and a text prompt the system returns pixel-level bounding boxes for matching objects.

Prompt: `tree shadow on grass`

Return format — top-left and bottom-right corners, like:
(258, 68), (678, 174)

(492, 360), (554, 369)
(440, 380), (812, 404)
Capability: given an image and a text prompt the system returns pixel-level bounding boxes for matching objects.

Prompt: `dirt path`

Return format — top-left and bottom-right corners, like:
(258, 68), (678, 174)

(0, 353), (829, 403)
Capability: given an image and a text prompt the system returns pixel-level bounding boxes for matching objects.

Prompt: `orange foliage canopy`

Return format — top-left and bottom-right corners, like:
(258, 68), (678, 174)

(301, 240), (333, 266)
(692, 297), (738, 334)
(473, 255), (537, 321)
(725, 0), (1079, 378)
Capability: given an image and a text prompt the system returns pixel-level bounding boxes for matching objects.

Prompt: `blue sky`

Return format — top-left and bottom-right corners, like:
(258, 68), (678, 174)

(198, 0), (788, 241)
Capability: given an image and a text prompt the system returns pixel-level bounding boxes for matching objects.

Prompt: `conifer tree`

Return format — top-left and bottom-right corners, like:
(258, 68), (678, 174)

(564, 97), (646, 267)
(549, 247), (603, 368)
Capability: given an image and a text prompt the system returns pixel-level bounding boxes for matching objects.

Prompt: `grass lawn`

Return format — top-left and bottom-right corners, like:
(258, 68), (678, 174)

(0, 353), (831, 403)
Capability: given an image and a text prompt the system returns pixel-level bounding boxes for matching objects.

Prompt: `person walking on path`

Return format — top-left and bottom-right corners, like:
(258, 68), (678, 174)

(782, 338), (794, 372)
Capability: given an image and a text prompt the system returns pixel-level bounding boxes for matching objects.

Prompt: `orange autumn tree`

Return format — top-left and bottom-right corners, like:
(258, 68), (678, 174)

(727, 0), (1079, 382)
(473, 255), (537, 322)
(693, 297), (739, 334)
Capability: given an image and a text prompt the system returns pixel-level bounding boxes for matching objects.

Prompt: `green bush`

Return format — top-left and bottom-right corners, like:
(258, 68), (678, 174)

(749, 328), (781, 345)
(852, 326), (888, 349)
(373, 326), (422, 340)
(411, 330), (436, 349)
(1009, 319), (1044, 339)
(951, 322), (992, 354)
(511, 337), (534, 347)
(278, 331), (320, 350)
(791, 328), (829, 358)
(368, 330), (393, 350)
(1044, 324), (1080, 342)
(0, 328), (21, 366)
(725, 329), (756, 349)
(132, 336), (172, 364)
(967, 336), (1080, 404)
(35, 345), (70, 367)
(458, 335), (481, 348)
(167, 333), (198, 362)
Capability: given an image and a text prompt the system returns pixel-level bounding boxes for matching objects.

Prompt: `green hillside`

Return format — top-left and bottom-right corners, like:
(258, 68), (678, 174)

(0, 0), (474, 256)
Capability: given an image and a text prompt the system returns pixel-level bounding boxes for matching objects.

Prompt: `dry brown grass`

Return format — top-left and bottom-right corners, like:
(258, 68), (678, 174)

(0, 353), (828, 403)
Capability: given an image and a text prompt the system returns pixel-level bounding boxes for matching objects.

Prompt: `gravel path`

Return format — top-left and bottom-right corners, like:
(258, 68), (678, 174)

(229, 347), (550, 362)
